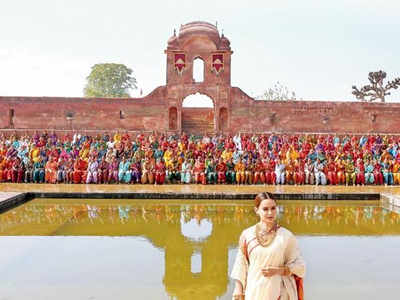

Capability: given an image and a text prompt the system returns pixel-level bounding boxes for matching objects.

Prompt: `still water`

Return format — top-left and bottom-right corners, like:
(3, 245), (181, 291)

(0, 199), (399, 300)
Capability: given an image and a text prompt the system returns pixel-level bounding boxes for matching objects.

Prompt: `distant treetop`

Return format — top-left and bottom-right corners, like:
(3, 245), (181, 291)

(84, 63), (137, 98)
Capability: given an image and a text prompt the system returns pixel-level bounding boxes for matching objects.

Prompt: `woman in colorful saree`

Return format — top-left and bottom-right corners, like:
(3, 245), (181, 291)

(231, 192), (305, 300)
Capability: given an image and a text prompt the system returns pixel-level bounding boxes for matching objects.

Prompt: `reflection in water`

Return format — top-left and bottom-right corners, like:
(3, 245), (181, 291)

(181, 211), (213, 241)
(1, 200), (399, 236)
(0, 199), (399, 300)
(118, 206), (130, 223)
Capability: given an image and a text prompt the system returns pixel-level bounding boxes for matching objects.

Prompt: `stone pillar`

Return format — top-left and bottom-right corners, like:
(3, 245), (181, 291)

(214, 105), (219, 133)
(177, 106), (182, 133)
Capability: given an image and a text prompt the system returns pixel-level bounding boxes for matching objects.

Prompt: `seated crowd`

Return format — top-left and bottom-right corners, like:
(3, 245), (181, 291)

(0, 131), (399, 186)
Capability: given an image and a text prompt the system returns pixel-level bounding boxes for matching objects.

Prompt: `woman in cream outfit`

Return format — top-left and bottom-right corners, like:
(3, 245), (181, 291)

(231, 192), (306, 300)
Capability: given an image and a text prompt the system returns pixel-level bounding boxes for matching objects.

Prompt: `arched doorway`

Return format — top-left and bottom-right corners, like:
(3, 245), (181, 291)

(182, 93), (214, 134)
(219, 107), (228, 133)
(169, 107), (178, 130)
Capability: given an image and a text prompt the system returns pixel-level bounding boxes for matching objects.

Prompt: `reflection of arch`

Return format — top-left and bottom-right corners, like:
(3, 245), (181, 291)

(169, 107), (178, 130)
(182, 93), (214, 134)
(219, 107), (228, 132)
(181, 213), (213, 241)
(193, 57), (204, 82)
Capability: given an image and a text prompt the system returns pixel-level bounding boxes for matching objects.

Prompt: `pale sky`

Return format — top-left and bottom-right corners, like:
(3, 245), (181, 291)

(1, 0), (399, 102)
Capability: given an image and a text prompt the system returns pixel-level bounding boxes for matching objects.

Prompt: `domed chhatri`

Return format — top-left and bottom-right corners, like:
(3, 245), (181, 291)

(179, 21), (219, 38)
(167, 21), (230, 51)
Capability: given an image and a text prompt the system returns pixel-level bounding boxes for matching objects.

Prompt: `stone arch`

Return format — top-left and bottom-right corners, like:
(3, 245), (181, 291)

(182, 92), (213, 108)
(181, 92), (215, 134)
(181, 88), (216, 105)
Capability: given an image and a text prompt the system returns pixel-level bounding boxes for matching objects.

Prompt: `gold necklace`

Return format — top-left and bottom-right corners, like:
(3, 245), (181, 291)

(255, 222), (279, 247)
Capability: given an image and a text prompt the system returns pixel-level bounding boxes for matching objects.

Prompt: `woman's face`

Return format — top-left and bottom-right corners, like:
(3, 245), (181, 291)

(255, 199), (277, 224)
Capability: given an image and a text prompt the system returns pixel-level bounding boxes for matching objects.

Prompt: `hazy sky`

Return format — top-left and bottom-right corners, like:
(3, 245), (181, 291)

(1, 0), (399, 101)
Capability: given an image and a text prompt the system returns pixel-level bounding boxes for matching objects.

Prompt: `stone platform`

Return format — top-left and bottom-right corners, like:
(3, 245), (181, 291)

(2, 183), (400, 195)
(1, 183), (400, 214)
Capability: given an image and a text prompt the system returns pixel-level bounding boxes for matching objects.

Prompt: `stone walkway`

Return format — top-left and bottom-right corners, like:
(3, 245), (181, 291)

(1, 183), (400, 195)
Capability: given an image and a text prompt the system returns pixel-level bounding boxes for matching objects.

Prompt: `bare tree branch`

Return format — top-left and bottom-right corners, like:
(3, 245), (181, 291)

(352, 70), (400, 102)
(255, 82), (297, 101)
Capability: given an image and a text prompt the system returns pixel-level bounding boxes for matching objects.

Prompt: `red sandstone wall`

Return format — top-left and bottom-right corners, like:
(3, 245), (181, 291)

(1, 86), (400, 134)
(0, 87), (169, 132)
(230, 87), (400, 134)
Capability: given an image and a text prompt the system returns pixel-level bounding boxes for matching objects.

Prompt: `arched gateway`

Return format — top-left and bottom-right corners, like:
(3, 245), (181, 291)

(181, 93), (214, 134)
(165, 21), (232, 134)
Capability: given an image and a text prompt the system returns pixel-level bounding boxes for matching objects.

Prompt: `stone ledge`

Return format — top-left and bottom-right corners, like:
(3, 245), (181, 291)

(29, 192), (381, 200)
(0, 192), (31, 214)
(0, 192), (382, 215)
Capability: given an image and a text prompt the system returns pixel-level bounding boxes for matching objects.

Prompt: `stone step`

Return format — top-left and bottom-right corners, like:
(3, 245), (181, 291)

(183, 126), (213, 131)
(182, 120), (213, 125)
(182, 108), (214, 134)
(182, 120), (213, 126)
(182, 124), (214, 134)
(182, 122), (213, 127)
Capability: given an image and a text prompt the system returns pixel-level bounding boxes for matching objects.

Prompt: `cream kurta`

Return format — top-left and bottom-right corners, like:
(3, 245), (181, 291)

(231, 226), (305, 300)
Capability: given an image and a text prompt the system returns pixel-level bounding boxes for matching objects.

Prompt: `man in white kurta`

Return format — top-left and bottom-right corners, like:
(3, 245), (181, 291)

(231, 225), (305, 300)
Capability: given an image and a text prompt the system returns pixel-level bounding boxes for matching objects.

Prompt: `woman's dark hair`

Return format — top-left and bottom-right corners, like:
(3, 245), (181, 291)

(255, 192), (276, 208)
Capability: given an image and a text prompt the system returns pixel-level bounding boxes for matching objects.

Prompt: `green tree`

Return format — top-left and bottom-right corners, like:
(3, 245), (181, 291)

(255, 81), (297, 101)
(84, 63), (137, 97)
